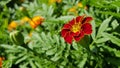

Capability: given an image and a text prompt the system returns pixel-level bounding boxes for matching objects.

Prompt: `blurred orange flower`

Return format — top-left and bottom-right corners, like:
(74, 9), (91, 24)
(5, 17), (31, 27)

(0, 57), (5, 68)
(56, 0), (62, 3)
(49, 0), (56, 4)
(77, 2), (83, 8)
(20, 17), (31, 25)
(8, 21), (18, 31)
(29, 16), (44, 29)
(77, 2), (88, 10)
(69, 6), (78, 15)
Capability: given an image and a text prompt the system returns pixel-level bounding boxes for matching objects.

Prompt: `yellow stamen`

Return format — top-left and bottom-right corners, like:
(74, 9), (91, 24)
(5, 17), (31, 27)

(71, 23), (81, 33)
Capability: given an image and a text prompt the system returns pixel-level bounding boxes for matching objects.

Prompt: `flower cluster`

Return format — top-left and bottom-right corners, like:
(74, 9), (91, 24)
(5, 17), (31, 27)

(61, 15), (93, 44)
(68, 2), (88, 15)
(8, 16), (44, 31)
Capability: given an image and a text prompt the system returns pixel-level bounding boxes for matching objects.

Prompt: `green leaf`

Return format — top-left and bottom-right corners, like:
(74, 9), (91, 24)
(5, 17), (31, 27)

(102, 45), (120, 57)
(106, 58), (120, 66)
(46, 48), (57, 55)
(102, 33), (120, 46)
(111, 20), (119, 29)
(53, 35), (60, 45)
(29, 60), (37, 68)
(77, 53), (87, 68)
(96, 37), (109, 43)
(15, 56), (28, 64)
(97, 17), (112, 38)
(72, 42), (78, 50)
(57, 16), (75, 22)
(91, 20), (96, 41)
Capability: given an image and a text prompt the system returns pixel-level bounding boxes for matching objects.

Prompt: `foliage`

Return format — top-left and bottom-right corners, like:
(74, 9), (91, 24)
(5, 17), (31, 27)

(0, 0), (120, 68)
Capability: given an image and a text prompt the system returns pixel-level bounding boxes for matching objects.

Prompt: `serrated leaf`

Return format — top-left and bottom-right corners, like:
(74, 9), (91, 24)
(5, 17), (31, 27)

(51, 54), (61, 61)
(57, 16), (75, 22)
(103, 45), (120, 57)
(60, 37), (66, 48)
(97, 17), (112, 38)
(91, 20), (96, 41)
(72, 42), (78, 50)
(29, 60), (36, 68)
(41, 32), (47, 41)
(15, 56), (28, 64)
(102, 33), (120, 46)
(77, 54), (87, 68)
(96, 37), (109, 43)
(46, 48), (57, 55)
(111, 20), (119, 29)
(53, 35), (60, 45)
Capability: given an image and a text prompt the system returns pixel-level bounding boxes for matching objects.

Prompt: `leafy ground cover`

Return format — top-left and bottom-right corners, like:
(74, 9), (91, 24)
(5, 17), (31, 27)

(0, 0), (120, 68)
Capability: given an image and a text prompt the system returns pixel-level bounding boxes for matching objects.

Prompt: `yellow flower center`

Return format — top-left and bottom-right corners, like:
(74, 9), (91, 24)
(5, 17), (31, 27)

(71, 23), (81, 33)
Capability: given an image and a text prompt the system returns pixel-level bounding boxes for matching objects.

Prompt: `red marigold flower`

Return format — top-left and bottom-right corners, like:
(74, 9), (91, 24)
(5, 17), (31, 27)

(61, 15), (93, 44)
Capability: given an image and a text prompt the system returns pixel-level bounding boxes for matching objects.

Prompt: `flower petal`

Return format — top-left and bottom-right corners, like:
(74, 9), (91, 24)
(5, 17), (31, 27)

(74, 31), (84, 42)
(61, 29), (69, 37)
(83, 17), (93, 24)
(76, 15), (85, 23)
(64, 32), (73, 44)
(69, 18), (75, 25)
(82, 23), (92, 34)
(70, 31), (80, 36)
(63, 24), (71, 29)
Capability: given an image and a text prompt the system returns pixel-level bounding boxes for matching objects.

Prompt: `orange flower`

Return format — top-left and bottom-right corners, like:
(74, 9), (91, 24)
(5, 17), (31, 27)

(0, 57), (4, 68)
(69, 6), (76, 12)
(77, 2), (83, 8)
(61, 15), (93, 44)
(49, 0), (56, 4)
(29, 16), (44, 29)
(20, 17), (31, 25)
(84, 6), (88, 10)
(8, 21), (18, 31)
(56, 0), (62, 3)
(69, 6), (78, 15)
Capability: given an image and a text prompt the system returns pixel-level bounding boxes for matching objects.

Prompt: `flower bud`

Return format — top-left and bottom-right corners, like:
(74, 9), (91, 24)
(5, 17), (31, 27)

(10, 31), (24, 45)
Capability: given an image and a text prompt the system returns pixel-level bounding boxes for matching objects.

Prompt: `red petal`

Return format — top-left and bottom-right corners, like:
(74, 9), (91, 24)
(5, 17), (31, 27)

(61, 29), (69, 37)
(64, 32), (73, 44)
(63, 24), (71, 29)
(74, 31), (84, 42)
(69, 19), (75, 25)
(70, 32), (80, 36)
(83, 17), (93, 24)
(82, 23), (92, 34)
(76, 16), (84, 23)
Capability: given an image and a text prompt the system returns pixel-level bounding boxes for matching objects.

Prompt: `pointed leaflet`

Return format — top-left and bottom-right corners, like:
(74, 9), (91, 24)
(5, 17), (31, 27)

(102, 33), (120, 46)
(97, 16), (112, 38)
(91, 20), (96, 41)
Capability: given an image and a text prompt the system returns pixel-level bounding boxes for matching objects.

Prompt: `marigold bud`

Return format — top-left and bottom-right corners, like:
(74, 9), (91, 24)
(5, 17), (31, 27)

(10, 31), (24, 45)
(19, 6), (26, 12)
